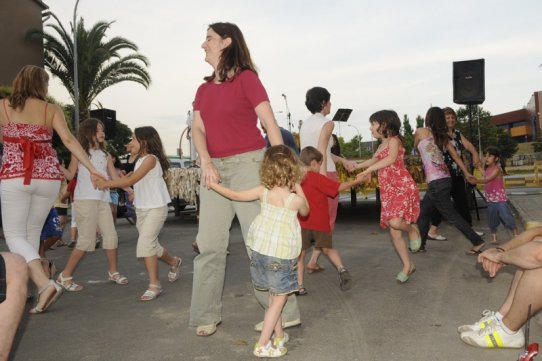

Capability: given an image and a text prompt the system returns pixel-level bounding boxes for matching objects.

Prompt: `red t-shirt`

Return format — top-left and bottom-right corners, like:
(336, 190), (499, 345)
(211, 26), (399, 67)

(298, 171), (340, 233)
(193, 70), (268, 158)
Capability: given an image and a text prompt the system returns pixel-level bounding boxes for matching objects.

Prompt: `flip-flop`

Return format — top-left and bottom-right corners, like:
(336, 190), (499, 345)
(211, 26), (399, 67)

(465, 249), (482, 256)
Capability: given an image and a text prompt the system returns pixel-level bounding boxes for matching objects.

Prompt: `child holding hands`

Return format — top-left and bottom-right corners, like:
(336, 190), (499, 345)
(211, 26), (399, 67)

(297, 146), (365, 294)
(209, 145), (309, 358)
(354, 110), (420, 283)
(97, 126), (182, 300)
(472, 146), (517, 243)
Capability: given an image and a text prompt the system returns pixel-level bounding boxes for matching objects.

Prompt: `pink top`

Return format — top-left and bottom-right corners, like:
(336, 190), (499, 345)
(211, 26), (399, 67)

(417, 134), (450, 183)
(484, 165), (507, 202)
(194, 70), (268, 158)
(0, 102), (63, 184)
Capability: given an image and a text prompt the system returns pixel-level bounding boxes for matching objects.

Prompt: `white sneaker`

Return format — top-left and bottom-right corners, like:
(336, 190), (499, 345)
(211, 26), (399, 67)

(457, 310), (497, 333)
(253, 341), (287, 358)
(460, 320), (524, 348)
(475, 230), (485, 237)
(273, 332), (289, 348)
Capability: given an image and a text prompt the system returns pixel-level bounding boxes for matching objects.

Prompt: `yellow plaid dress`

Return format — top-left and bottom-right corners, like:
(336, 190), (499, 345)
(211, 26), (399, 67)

(247, 188), (301, 260)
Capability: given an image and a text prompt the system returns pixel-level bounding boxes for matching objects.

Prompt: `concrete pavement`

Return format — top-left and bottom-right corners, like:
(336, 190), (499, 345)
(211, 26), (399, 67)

(4, 193), (541, 361)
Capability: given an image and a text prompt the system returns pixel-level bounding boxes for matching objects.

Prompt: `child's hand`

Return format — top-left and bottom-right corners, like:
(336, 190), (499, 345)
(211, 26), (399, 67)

(91, 172), (106, 189)
(466, 174), (477, 185)
(356, 172), (371, 184)
(95, 178), (108, 190)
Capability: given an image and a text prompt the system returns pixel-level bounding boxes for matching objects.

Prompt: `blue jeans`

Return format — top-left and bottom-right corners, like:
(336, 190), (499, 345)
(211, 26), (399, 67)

(487, 202), (516, 233)
(418, 178), (484, 249)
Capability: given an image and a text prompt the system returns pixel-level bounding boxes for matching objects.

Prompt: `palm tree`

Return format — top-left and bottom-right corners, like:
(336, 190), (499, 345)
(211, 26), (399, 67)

(28, 13), (151, 128)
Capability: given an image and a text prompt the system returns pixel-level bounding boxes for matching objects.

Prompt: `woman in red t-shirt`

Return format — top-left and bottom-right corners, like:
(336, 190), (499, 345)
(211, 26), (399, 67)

(189, 22), (301, 338)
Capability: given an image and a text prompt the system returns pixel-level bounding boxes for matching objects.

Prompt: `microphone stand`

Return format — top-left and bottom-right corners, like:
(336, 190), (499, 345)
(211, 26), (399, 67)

(282, 94), (293, 133)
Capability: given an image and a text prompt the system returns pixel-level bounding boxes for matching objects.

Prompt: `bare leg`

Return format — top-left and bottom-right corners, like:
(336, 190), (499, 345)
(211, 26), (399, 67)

(297, 250), (306, 288)
(0, 253), (28, 361)
(389, 228), (413, 274)
(500, 268), (542, 331)
(307, 248), (322, 269)
(320, 247), (345, 270)
(143, 256), (160, 285)
(61, 249), (86, 278)
(104, 248), (119, 274)
(258, 294), (287, 346)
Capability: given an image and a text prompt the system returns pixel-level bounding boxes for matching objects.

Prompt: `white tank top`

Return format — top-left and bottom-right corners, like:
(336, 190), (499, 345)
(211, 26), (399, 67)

(133, 155), (171, 209)
(300, 112), (336, 172)
(75, 148), (110, 202)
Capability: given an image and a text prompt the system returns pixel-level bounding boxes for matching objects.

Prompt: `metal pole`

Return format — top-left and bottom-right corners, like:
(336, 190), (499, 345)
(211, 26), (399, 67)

(73, 0), (80, 133)
(348, 124), (362, 158)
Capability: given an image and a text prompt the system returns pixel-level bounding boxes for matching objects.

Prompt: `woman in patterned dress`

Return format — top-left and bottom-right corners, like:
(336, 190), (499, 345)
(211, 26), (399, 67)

(354, 110), (420, 283)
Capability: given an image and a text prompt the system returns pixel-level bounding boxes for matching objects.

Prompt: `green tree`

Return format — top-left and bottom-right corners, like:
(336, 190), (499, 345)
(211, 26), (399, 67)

(415, 115), (424, 128)
(27, 14), (151, 126)
(455, 105), (518, 159)
(402, 114), (414, 155)
(106, 120), (132, 157)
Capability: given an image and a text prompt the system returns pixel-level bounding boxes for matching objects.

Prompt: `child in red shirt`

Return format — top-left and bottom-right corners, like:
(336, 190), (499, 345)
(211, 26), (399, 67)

(298, 146), (364, 294)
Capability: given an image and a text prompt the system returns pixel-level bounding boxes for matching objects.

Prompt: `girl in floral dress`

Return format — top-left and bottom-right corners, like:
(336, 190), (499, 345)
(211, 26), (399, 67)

(354, 110), (420, 283)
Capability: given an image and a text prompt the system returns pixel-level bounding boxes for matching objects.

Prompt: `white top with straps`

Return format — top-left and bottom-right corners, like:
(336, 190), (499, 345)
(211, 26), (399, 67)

(75, 149), (110, 202)
(133, 155), (171, 209)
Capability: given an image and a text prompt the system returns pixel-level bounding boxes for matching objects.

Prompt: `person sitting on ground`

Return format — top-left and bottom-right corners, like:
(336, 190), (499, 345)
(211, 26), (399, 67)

(458, 226), (542, 349)
(297, 146), (364, 294)
(0, 252), (28, 361)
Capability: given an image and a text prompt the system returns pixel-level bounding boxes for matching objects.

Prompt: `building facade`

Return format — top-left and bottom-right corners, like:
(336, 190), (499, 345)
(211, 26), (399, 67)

(491, 91), (542, 143)
(0, 0), (48, 86)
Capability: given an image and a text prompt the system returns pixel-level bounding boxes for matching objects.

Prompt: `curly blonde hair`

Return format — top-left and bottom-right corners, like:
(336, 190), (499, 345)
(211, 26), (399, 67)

(260, 145), (303, 189)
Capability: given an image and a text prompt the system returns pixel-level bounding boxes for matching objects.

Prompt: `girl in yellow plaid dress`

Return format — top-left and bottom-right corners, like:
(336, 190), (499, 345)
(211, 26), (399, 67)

(210, 145), (309, 358)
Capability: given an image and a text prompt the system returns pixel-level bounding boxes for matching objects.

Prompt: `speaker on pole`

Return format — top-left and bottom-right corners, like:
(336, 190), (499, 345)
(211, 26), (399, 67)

(90, 108), (117, 140)
(453, 59), (485, 105)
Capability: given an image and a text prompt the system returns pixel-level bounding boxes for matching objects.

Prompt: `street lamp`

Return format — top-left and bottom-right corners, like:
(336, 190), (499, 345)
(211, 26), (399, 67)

(348, 124), (362, 158)
(73, 0), (80, 133)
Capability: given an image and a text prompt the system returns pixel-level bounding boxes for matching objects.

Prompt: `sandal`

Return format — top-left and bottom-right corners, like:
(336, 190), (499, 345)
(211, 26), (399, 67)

(30, 280), (63, 314)
(108, 271), (128, 285)
(196, 320), (221, 337)
(306, 264), (325, 274)
(140, 284), (162, 301)
(168, 257), (182, 283)
(296, 284), (308, 296)
(56, 272), (84, 292)
(466, 243), (486, 256)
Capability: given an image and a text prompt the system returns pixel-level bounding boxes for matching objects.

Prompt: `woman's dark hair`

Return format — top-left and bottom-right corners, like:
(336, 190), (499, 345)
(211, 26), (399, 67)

(9, 65), (49, 110)
(78, 118), (106, 156)
(369, 110), (403, 142)
(330, 134), (341, 156)
(484, 146), (507, 175)
(204, 22), (257, 82)
(305, 87), (330, 114)
(134, 126), (170, 176)
(425, 107), (448, 152)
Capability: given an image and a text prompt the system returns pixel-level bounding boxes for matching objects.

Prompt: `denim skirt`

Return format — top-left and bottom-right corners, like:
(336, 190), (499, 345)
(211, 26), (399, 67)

(250, 250), (298, 295)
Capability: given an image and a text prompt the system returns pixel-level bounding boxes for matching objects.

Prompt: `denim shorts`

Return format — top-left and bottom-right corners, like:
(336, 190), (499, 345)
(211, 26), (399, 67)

(250, 250), (298, 295)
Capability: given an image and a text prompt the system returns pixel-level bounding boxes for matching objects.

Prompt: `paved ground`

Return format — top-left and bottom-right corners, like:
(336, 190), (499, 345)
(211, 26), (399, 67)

(4, 190), (541, 361)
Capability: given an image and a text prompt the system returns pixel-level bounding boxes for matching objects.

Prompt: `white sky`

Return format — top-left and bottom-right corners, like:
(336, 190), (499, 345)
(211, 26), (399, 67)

(46, 0), (542, 155)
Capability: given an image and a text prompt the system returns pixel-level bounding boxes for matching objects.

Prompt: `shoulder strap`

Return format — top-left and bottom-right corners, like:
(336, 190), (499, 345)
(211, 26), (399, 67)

(262, 188), (269, 203)
(2, 99), (10, 122)
(283, 193), (295, 209)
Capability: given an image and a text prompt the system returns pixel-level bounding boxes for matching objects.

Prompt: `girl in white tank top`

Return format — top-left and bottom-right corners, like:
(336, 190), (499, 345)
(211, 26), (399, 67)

(97, 126), (182, 301)
(57, 119), (129, 293)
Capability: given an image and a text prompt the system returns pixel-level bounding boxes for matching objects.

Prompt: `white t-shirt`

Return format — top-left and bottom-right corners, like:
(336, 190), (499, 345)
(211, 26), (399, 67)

(133, 155), (171, 209)
(300, 112), (336, 172)
(75, 148), (110, 202)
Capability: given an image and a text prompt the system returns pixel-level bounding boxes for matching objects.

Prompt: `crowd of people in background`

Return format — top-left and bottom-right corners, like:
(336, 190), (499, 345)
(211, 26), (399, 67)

(0, 21), (536, 360)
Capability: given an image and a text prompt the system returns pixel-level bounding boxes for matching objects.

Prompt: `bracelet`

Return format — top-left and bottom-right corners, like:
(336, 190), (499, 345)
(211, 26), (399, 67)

(496, 247), (506, 252)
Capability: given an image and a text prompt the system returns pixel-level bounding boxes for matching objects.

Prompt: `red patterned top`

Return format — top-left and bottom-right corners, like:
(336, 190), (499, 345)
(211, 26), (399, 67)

(376, 139), (420, 228)
(0, 122), (63, 184)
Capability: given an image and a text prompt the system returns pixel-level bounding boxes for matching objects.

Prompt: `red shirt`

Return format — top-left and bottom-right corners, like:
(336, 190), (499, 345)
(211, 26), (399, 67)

(194, 70), (268, 158)
(299, 171), (340, 233)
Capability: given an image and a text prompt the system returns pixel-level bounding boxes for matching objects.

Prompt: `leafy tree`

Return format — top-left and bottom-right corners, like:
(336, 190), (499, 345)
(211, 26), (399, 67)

(106, 120), (132, 157)
(27, 13), (151, 128)
(415, 115), (424, 128)
(455, 105), (517, 159)
(402, 114), (414, 155)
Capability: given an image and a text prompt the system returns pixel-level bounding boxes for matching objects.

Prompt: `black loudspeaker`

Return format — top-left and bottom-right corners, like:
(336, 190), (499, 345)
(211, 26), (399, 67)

(90, 108), (116, 140)
(453, 59), (485, 105)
